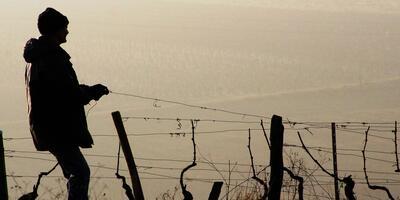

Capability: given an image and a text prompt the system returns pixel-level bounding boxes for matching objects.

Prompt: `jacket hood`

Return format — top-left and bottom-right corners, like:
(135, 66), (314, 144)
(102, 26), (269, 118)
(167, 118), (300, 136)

(23, 38), (41, 63)
(23, 36), (62, 63)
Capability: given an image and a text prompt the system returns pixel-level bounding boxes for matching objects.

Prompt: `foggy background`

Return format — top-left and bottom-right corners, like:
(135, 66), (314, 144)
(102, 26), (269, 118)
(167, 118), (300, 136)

(1, 0), (400, 199)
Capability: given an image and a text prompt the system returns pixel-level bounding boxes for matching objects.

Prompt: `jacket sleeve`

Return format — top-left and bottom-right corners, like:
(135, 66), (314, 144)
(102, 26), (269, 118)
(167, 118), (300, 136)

(79, 84), (93, 105)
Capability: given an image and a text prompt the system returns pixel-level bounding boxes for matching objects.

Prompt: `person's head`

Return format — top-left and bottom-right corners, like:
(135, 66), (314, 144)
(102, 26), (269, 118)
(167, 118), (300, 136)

(38, 7), (69, 45)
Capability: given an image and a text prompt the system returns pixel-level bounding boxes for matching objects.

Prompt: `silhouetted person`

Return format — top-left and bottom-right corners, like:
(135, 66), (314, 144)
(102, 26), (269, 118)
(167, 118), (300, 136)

(23, 8), (109, 200)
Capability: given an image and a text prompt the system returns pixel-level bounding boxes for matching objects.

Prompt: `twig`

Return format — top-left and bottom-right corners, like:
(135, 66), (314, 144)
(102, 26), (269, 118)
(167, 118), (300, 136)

(284, 149), (331, 199)
(297, 131), (357, 200)
(260, 120), (271, 149)
(219, 166), (269, 200)
(18, 163), (59, 200)
(226, 161), (238, 200)
(196, 146), (228, 186)
(35, 163), (58, 190)
(247, 129), (268, 199)
(180, 120), (197, 200)
(362, 126), (395, 200)
(115, 143), (135, 200)
(282, 167), (304, 200)
(116, 173), (135, 200)
(297, 132), (340, 180)
(305, 167), (333, 199)
(227, 160), (230, 200)
(196, 145), (248, 200)
(9, 172), (25, 196)
(282, 150), (305, 200)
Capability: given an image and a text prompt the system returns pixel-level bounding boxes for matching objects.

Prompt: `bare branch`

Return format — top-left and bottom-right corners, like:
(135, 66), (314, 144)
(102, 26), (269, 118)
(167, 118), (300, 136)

(282, 167), (304, 200)
(115, 143), (135, 200)
(297, 131), (340, 180)
(219, 166), (269, 200)
(297, 131), (359, 199)
(260, 120), (271, 149)
(247, 129), (268, 199)
(362, 126), (395, 200)
(115, 173), (135, 200)
(227, 160), (231, 200)
(180, 120), (197, 200)
(18, 163), (59, 200)
(196, 146), (227, 186)
(304, 166), (333, 199)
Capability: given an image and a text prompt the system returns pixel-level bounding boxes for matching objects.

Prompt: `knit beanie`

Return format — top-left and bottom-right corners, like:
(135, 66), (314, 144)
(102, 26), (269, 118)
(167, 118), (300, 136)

(38, 7), (69, 36)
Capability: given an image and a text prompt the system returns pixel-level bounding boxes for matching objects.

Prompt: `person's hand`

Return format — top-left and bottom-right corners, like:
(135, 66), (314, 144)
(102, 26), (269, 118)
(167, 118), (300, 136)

(90, 84), (109, 101)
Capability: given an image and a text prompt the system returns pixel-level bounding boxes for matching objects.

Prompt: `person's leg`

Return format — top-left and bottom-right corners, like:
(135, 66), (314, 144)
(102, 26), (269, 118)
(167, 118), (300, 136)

(50, 146), (90, 200)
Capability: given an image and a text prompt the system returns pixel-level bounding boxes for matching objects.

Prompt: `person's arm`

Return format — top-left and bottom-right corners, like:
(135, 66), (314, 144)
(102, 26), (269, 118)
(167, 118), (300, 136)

(78, 84), (92, 105)
(37, 53), (109, 106)
(79, 84), (109, 105)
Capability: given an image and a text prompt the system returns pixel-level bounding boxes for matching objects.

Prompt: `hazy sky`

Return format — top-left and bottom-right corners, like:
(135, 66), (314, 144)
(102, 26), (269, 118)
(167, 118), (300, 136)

(1, 0), (400, 120)
(2, 1), (400, 199)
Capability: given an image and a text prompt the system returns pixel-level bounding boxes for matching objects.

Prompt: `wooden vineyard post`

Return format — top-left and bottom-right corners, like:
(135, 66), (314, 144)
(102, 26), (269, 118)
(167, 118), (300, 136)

(268, 115), (284, 200)
(112, 111), (145, 200)
(0, 130), (8, 200)
(331, 123), (340, 200)
(208, 181), (223, 200)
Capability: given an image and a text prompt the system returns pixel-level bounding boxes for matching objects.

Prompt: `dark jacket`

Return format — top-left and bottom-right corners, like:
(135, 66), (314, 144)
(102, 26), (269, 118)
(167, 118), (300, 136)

(24, 36), (93, 151)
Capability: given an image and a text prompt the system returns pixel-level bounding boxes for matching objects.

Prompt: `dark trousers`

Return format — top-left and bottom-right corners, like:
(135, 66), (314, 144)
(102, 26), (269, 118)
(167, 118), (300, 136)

(50, 146), (90, 200)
